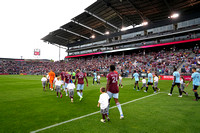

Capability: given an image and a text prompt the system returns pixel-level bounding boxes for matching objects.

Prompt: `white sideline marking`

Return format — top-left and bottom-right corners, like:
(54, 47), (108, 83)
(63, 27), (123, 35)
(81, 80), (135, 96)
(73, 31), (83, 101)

(30, 93), (159, 133)
(159, 91), (194, 97)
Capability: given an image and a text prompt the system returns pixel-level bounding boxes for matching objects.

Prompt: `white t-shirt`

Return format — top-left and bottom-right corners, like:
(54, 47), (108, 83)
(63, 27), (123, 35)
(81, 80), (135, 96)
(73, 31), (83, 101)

(119, 76), (122, 81)
(54, 77), (58, 83)
(142, 79), (146, 84)
(67, 83), (75, 90)
(55, 80), (62, 86)
(97, 75), (100, 79)
(41, 77), (47, 82)
(154, 76), (159, 82)
(46, 75), (50, 79)
(180, 79), (185, 84)
(98, 93), (109, 109)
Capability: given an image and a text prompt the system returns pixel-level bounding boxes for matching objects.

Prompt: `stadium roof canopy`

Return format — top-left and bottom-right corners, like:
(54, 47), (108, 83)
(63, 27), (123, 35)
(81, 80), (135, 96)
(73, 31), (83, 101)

(42, 0), (200, 47)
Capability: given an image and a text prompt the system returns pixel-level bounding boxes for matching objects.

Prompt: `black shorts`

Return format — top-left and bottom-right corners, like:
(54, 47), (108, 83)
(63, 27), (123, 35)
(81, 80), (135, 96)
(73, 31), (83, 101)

(135, 81), (139, 84)
(147, 82), (153, 85)
(193, 85), (199, 90)
(72, 76), (75, 79)
(172, 83), (180, 86)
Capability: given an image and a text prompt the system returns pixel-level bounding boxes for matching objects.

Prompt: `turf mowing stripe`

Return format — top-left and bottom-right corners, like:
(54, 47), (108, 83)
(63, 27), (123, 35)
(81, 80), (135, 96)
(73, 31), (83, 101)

(30, 93), (159, 133)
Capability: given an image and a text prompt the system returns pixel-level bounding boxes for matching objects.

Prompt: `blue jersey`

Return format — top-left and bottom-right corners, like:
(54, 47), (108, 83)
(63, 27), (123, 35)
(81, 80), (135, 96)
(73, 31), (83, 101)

(192, 72), (200, 86)
(133, 73), (139, 81)
(93, 72), (97, 79)
(173, 71), (180, 83)
(148, 73), (153, 83)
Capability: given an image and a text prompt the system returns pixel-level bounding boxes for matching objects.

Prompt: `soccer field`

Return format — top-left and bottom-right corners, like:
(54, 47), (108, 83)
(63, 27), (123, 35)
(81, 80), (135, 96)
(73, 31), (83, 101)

(0, 75), (200, 133)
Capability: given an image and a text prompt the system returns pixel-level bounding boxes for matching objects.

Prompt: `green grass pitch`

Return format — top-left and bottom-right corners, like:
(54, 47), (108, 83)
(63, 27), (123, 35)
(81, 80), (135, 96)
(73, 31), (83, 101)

(0, 75), (200, 133)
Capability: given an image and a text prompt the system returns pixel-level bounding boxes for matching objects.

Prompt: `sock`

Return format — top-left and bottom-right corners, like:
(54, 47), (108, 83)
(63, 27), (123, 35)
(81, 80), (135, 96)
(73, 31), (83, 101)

(65, 89), (68, 94)
(81, 92), (83, 96)
(153, 87), (156, 91)
(134, 85), (136, 89)
(170, 86), (174, 94)
(102, 114), (105, 120)
(77, 92), (82, 98)
(178, 88), (182, 95)
(62, 85), (65, 90)
(137, 87), (139, 90)
(57, 92), (58, 96)
(194, 92), (199, 100)
(146, 87), (148, 91)
(141, 87), (143, 90)
(116, 102), (123, 115)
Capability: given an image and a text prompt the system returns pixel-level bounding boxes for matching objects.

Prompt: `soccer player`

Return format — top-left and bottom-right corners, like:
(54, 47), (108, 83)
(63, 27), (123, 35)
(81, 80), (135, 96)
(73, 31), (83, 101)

(55, 77), (62, 98)
(93, 71), (97, 85)
(119, 74), (123, 88)
(154, 74), (160, 91)
(132, 70), (140, 91)
(97, 87), (110, 123)
(144, 70), (156, 93)
(49, 70), (55, 91)
(67, 80), (75, 103)
(41, 75), (47, 91)
(64, 71), (72, 96)
(140, 77), (146, 90)
(72, 71), (76, 83)
(168, 68), (182, 97)
(75, 69), (88, 101)
(180, 76), (188, 96)
(60, 70), (66, 90)
(97, 74), (101, 85)
(186, 67), (200, 101)
(106, 65), (124, 119)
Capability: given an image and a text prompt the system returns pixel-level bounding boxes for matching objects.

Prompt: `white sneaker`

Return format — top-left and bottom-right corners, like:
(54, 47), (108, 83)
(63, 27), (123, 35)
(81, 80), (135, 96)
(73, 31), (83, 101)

(144, 90), (147, 93)
(168, 93), (172, 96)
(178, 95), (182, 98)
(120, 114), (124, 119)
(100, 119), (105, 123)
(66, 94), (68, 96)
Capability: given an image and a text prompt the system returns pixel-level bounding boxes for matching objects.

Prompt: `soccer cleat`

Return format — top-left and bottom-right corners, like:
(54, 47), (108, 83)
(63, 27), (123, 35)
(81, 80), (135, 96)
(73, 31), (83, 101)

(133, 88), (136, 90)
(168, 93), (172, 96)
(79, 97), (83, 101)
(107, 117), (110, 121)
(57, 96), (58, 98)
(193, 99), (198, 101)
(144, 90), (147, 93)
(71, 99), (73, 103)
(178, 95), (182, 98)
(100, 119), (105, 123)
(137, 89), (140, 91)
(154, 91), (157, 93)
(158, 89), (160, 91)
(120, 114), (124, 119)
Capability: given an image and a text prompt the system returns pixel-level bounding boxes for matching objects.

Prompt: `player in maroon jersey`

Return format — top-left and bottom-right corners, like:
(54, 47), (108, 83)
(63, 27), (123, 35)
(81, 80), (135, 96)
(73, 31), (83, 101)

(106, 65), (124, 119)
(60, 70), (66, 90)
(75, 69), (88, 101)
(64, 71), (72, 96)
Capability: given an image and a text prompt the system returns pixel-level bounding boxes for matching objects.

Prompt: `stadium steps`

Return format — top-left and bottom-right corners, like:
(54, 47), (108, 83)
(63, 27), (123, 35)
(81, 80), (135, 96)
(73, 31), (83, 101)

(177, 52), (195, 72)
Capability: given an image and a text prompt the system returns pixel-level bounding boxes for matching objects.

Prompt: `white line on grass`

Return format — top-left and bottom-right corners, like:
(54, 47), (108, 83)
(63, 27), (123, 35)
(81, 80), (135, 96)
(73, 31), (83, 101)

(30, 93), (159, 133)
(159, 91), (194, 97)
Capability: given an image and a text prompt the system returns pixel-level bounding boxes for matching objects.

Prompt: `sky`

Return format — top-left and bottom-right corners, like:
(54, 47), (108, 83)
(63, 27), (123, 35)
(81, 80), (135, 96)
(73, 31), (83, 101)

(0, 0), (96, 61)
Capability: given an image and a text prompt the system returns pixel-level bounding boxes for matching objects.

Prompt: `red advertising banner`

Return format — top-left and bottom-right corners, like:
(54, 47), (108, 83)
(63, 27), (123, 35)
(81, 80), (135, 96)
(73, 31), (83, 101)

(159, 75), (191, 81)
(0, 73), (9, 75)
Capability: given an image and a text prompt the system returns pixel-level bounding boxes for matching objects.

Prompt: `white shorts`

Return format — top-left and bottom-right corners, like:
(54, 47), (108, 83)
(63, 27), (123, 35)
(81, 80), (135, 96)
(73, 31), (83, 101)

(107, 91), (119, 99)
(77, 84), (84, 91)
